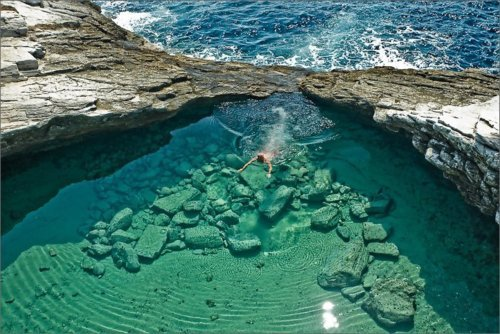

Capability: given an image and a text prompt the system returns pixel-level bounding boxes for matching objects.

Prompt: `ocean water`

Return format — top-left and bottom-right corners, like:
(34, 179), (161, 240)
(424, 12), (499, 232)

(96, 0), (499, 72)
(1, 94), (498, 333)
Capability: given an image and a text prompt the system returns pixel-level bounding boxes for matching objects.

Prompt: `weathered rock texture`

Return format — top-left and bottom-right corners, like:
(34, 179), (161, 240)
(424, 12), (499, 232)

(301, 69), (499, 221)
(1, 0), (498, 220)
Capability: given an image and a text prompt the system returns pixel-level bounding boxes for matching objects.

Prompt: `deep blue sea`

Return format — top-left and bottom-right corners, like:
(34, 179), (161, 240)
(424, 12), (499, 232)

(97, 0), (498, 72)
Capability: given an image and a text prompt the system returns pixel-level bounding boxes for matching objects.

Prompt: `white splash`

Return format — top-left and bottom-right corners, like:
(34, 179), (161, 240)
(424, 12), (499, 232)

(112, 11), (160, 32)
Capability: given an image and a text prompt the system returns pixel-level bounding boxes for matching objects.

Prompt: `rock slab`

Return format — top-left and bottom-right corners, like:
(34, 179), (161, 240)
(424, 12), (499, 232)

(134, 225), (168, 259)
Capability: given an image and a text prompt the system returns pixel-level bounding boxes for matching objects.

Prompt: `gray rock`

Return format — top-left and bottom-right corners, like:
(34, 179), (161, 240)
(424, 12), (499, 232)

(212, 198), (229, 213)
(21, 0), (42, 6)
(184, 226), (223, 249)
(310, 206), (340, 230)
(341, 285), (366, 302)
(0, 11), (27, 37)
(112, 242), (140, 272)
(231, 184), (253, 198)
(308, 169), (333, 201)
(317, 240), (369, 288)
(225, 154), (244, 169)
(152, 188), (200, 215)
(206, 181), (228, 201)
(227, 234), (261, 253)
(92, 262), (106, 277)
(362, 222), (390, 242)
(2, 47), (38, 71)
(362, 278), (417, 328)
(183, 201), (204, 212)
(108, 208), (133, 234)
(365, 194), (392, 215)
(165, 240), (186, 251)
(153, 213), (170, 226)
(191, 169), (206, 190)
(366, 242), (400, 258)
(93, 221), (108, 230)
(171, 211), (199, 227)
(110, 229), (138, 244)
(336, 225), (351, 241)
(215, 210), (239, 225)
(134, 225), (168, 259)
(350, 203), (368, 219)
(87, 244), (112, 258)
(258, 185), (294, 220)
(239, 165), (272, 190)
(86, 229), (106, 240)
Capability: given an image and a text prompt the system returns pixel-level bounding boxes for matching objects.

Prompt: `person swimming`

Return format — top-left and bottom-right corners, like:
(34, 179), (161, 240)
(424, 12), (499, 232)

(238, 152), (273, 178)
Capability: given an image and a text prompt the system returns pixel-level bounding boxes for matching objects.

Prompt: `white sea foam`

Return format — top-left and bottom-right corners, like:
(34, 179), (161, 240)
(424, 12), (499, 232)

(112, 11), (160, 32)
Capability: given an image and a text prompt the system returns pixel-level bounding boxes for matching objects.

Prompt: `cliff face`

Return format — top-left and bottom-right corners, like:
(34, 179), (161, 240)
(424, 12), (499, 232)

(1, 0), (498, 221)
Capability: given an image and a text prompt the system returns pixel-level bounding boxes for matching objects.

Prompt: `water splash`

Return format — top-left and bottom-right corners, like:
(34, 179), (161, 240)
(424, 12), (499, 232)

(213, 94), (337, 164)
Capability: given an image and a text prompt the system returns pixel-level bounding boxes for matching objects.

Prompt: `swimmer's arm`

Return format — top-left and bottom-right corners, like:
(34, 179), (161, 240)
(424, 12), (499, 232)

(238, 157), (258, 173)
(264, 159), (273, 178)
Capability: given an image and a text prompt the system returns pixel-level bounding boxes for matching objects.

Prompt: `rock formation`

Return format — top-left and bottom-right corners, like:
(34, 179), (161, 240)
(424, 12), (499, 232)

(1, 0), (498, 220)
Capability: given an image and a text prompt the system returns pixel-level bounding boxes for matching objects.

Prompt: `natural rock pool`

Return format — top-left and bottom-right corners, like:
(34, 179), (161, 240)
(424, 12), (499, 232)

(1, 94), (498, 333)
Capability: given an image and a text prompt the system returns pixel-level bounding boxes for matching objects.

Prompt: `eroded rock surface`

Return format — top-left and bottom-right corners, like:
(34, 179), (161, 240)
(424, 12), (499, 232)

(1, 0), (498, 221)
(301, 68), (499, 220)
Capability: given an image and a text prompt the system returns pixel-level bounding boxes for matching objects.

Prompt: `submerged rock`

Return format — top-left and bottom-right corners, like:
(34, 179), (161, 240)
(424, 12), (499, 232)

(336, 225), (351, 241)
(350, 203), (368, 220)
(366, 242), (400, 258)
(362, 278), (417, 328)
(171, 211), (199, 227)
(225, 154), (244, 170)
(362, 222), (390, 242)
(307, 169), (333, 201)
(310, 205), (340, 230)
(184, 226), (223, 249)
(107, 208), (133, 234)
(227, 233), (261, 253)
(239, 165), (272, 190)
(258, 185), (294, 220)
(112, 242), (140, 272)
(215, 210), (240, 225)
(317, 240), (369, 289)
(87, 244), (112, 258)
(365, 194), (392, 215)
(165, 240), (186, 251)
(341, 285), (366, 302)
(134, 225), (168, 259)
(152, 187), (200, 215)
(110, 229), (138, 244)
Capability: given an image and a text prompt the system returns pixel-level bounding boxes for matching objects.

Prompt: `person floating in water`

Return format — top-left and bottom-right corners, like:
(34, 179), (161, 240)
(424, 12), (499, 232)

(238, 152), (273, 178)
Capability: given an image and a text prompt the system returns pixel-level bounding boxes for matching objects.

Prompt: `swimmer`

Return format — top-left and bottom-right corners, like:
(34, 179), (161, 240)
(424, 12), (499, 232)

(238, 152), (273, 178)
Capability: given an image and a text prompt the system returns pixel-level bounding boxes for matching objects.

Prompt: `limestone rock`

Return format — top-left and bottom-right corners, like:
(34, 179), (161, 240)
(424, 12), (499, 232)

(134, 225), (168, 259)
(317, 240), (369, 288)
(310, 205), (340, 230)
(171, 211), (199, 227)
(225, 154), (244, 169)
(336, 225), (351, 241)
(365, 194), (392, 215)
(258, 185), (294, 220)
(184, 226), (223, 249)
(112, 242), (140, 272)
(362, 222), (390, 242)
(215, 210), (239, 225)
(366, 242), (400, 258)
(108, 208), (133, 234)
(350, 203), (368, 219)
(362, 278), (417, 328)
(227, 233), (261, 253)
(165, 240), (186, 251)
(152, 188), (200, 215)
(231, 184), (253, 198)
(110, 229), (138, 244)
(183, 201), (204, 212)
(240, 165), (272, 190)
(341, 285), (366, 302)
(308, 169), (333, 201)
(0, 11), (27, 37)
(87, 244), (112, 258)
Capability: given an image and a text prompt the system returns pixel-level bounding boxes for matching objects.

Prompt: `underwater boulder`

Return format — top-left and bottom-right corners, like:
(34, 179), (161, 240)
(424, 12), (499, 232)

(310, 205), (340, 230)
(87, 244), (112, 258)
(134, 225), (168, 260)
(350, 202), (368, 220)
(184, 226), (223, 249)
(215, 210), (240, 225)
(366, 242), (400, 258)
(362, 222), (391, 242)
(151, 187), (201, 215)
(307, 169), (333, 201)
(341, 285), (366, 302)
(336, 225), (351, 241)
(111, 242), (140, 272)
(239, 165), (272, 191)
(362, 278), (417, 328)
(225, 153), (244, 170)
(107, 208), (133, 234)
(110, 229), (138, 244)
(317, 239), (369, 289)
(227, 233), (261, 253)
(172, 211), (199, 227)
(365, 193), (393, 215)
(258, 185), (294, 220)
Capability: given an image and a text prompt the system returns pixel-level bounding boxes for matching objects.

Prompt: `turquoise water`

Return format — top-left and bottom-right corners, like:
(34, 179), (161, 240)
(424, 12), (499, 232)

(1, 95), (498, 333)
(96, 0), (499, 72)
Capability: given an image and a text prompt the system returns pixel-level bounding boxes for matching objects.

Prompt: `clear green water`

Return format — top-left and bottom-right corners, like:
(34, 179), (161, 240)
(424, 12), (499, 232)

(1, 95), (498, 333)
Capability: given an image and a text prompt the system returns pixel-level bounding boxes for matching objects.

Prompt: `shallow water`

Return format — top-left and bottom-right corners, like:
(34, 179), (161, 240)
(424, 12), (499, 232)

(1, 95), (498, 333)
(96, 0), (499, 72)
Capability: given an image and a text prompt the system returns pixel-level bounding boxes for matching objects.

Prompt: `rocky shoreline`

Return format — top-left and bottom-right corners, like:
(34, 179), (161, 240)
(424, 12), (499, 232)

(1, 0), (498, 221)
